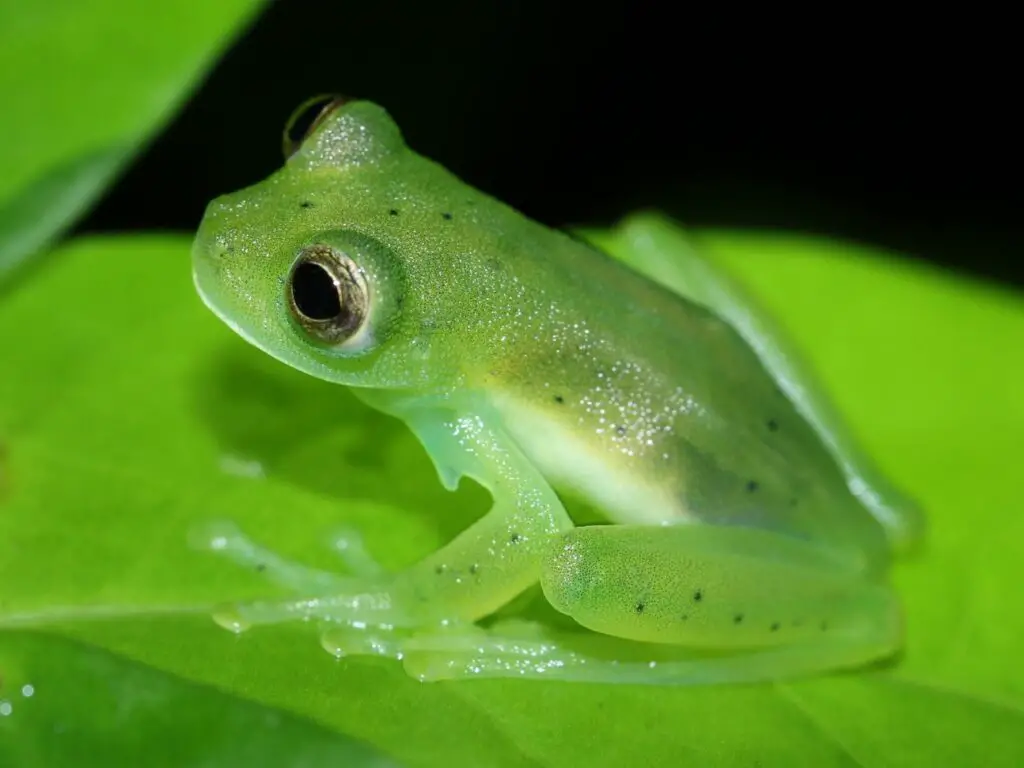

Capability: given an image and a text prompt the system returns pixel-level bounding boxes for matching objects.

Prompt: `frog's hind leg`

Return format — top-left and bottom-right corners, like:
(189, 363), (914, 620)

(580, 212), (924, 554)
(403, 523), (902, 685)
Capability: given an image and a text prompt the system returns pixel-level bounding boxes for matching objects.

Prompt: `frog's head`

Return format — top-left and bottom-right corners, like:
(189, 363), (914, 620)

(192, 96), (472, 391)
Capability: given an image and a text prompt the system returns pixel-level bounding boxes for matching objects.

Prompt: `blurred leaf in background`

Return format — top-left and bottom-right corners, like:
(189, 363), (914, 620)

(0, 0), (266, 282)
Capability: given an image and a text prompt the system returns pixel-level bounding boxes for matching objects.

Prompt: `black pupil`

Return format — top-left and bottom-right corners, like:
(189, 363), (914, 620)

(287, 97), (335, 147)
(292, 262), (342, 320)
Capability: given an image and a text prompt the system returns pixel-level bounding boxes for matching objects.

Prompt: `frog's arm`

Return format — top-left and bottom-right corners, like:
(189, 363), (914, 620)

(580, 212), (924, 554)
(403, 523), (902, 685)
(200, 405), (575, 632)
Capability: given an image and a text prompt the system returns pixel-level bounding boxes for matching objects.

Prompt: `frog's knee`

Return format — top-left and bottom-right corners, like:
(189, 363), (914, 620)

(540, 529), (655, 637)
(541, 528), (691, 643)
(539, 531), (607, 617)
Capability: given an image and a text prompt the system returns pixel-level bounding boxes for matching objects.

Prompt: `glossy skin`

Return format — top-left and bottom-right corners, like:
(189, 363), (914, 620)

(191, 99), (922, 684)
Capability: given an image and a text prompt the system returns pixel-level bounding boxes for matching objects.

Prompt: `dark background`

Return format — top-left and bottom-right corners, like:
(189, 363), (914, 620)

(76, 1), (1023, 289)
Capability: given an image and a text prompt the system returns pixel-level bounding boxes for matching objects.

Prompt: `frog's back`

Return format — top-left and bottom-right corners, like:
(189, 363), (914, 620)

(465, 218), (888, 568)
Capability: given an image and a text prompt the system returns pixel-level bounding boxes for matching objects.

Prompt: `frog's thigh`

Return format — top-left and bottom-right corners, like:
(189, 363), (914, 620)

(543, 524), (899, 648)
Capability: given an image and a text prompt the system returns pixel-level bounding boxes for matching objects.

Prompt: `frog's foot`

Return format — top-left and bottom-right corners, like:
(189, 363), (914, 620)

(320, 619), (488, 663)
(319, 623), (408, 660)
(190, 519), (397, 633)
(400, 618), (900, 686)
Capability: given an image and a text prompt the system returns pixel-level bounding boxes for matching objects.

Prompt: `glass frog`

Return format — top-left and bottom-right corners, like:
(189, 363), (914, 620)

(190, 96), (923, 685)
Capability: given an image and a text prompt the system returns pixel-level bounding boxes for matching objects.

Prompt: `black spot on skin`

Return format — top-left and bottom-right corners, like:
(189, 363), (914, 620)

(389, 208), (399, 216)
(554, 395), (565, 404)
(770, 622), (780, 632)
(255, 563), (266, 572)
(509, 532), (522, 544)
(434, 564), (447, 575)
(615, 425), (627, 436)
(681, 614), (689, 621)
(300, 201), (314, 209)
(693, 589), (703, 603)
(767, 419), (779, 432)
(635, 602), (646, 615)
(469, 564), (479, 575)
(734, 614), (744, 624)
(441, 212), (453, 220)
(746, 480), (759, 493)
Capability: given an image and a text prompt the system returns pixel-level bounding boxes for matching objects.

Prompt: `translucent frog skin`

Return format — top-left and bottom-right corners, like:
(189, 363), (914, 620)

(191, 97), (923, 685)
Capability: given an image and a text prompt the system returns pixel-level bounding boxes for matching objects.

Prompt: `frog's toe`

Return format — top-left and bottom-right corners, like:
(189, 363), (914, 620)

(325, 525), (386, 577)
(193, 518), (351, 594)
(320, 624), (405, 660)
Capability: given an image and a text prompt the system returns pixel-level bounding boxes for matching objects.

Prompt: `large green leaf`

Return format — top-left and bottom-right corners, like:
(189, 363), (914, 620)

(0, 0), (265, 279)
(0, 632), (401, 766)
(0, 232), (1021, 766)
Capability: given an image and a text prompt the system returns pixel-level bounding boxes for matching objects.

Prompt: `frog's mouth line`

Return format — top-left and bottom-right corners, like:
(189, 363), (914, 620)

(192, 267), (266, 354)
(192, 264), (345, 382)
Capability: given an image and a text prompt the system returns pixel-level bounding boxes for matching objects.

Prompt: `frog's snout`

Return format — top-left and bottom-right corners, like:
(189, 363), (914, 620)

(191, 199), (245, 312)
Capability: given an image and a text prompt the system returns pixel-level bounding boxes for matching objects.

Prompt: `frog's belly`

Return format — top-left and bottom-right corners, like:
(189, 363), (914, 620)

(492, 395), (689, 526)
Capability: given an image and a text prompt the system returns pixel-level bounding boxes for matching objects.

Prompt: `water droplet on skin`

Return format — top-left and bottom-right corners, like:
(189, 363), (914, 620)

(21, 684), (34, 698)
(0, 701), (12, 716)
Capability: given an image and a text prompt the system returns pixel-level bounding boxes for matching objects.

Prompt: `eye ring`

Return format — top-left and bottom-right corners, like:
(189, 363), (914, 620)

(282, 94), (350, 159)
(286, 244), (369, 346)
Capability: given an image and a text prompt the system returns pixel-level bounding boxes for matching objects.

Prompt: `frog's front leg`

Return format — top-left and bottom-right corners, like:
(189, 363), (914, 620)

(200, 408), (575, 638)
(404, 524), (902, 685)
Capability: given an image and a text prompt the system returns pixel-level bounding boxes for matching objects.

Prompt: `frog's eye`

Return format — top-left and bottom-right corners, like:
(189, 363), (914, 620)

(283, 94), (349, 159)
(287, 244), (369, 346)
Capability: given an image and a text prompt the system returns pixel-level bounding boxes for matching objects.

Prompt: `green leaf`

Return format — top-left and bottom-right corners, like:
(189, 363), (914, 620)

(0, 631), (402, 767)
(0, 232), (1021, 766)
(0, 0), (266, 279)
